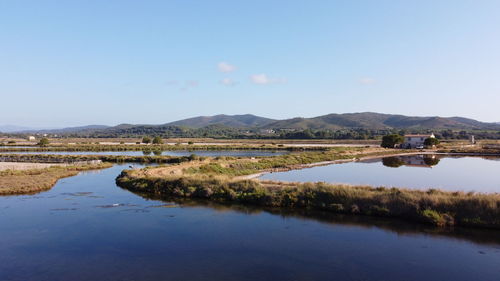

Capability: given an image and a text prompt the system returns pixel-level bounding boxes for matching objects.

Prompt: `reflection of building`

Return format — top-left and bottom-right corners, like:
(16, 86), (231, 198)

(382, 154), (440, 168)
(402, 134), (435, 149)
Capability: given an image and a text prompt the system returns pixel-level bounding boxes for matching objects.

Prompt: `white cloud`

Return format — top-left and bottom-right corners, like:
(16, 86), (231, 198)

(359, 77), (376, 85)
(220, 78), (237, 86)
(250, 73), (286, 85)
(217, 62), (236, 73)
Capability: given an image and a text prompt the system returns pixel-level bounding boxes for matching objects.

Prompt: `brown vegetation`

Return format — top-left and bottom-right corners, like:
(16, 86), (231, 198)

(0, 163), (112, 195)
(114, 148), (500, 229)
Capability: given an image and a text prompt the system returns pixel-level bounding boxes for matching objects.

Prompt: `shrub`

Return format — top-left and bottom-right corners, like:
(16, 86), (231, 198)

(152, 136), (163, 145)
(420, 209), (448, 226)
(381, 134), (404, 148)
(424, 137), (440, 147)
(142, 136), (152, 144)
(37, 138), (50, 146)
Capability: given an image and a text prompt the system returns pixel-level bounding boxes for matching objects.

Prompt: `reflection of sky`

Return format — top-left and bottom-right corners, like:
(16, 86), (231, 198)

(262, 157), (500, 193)
(1, 163), (500, 281)
(2, 150), (286, 157)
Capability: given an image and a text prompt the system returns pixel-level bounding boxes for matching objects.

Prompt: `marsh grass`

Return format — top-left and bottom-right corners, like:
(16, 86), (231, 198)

(0, 163), (113, 195)
(117, 171), (500, 229)
(112, 148), (500, 229)
(0, 143), (328, 153)
(0, 153), (193, 164)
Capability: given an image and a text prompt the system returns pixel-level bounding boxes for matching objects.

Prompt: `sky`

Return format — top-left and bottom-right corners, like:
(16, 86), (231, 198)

(1, 0), (500, 127)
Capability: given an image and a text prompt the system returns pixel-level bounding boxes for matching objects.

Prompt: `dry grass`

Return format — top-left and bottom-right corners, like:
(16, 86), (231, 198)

(114, 148), (500, 229)
(0, 163), (112, 195)
(0, 162), (65, 171)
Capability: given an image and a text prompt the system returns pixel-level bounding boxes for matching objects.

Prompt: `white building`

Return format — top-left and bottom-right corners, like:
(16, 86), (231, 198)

(27, 136), (36, 141)
(402, 133), (435, 149)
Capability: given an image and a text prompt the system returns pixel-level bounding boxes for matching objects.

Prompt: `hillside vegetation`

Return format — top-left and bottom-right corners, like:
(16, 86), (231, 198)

(4, 112), (500, 139)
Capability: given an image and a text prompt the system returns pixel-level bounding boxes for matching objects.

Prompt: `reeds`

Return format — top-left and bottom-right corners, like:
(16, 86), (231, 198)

(116, 172), (500, 229)
(0, 163), (112, 195)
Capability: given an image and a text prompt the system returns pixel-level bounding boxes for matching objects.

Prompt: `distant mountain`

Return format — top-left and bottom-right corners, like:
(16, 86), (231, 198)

(166, 114), (276, 128)
(4, 113), (499, 137)
(0, 125), (36, 133)
(17, 125), (110, 134)
(262, 112), (500, 130)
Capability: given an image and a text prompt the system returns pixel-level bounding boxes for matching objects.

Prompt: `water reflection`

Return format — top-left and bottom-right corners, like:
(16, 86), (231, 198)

(2, 150), (287, 157)
(382, 155), (440, 168)
(1, 163), (500, 281)
(128, 190), (500, 246)
(262, 154), (500, 192)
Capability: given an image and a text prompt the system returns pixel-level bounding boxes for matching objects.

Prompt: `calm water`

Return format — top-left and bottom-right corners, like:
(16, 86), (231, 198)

(262, 154), (500, 193)
(2, 150), (286, 157)
(1, 164), (500, 281)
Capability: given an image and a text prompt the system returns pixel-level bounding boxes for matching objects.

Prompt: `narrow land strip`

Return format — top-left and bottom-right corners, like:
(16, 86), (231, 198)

(115, 147), (500, 229)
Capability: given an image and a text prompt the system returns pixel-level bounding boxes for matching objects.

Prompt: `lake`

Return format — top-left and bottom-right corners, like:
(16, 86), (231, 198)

(1, 163), (499, 281)
(261, 154), (500, 193)
(1, 150), (287, 157)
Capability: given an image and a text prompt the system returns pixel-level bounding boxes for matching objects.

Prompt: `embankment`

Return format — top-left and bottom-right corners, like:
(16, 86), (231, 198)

(0, 163), (113, 195)
(115, 148), (500, 229)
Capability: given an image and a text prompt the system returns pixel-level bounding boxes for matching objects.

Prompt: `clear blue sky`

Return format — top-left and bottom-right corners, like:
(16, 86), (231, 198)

(1, 0), (499, 127)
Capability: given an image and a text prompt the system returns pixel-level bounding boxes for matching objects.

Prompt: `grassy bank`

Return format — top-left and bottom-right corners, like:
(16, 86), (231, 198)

(114, 148), (499, 229)
(0, 143), (329, 153)
(0, 163), (112, 195)
(0, 153), (196, 164)
(437, 147), (500, 155)
(117, 169), (500, 229)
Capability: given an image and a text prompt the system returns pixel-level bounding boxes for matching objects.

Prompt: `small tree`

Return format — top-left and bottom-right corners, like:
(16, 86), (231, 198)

(152, 136), (163, 145)
(142, 136), (152, 144)
(424, 137), (440, 147)
(38, 137), (50, 146)
(381, 134), (404, 148)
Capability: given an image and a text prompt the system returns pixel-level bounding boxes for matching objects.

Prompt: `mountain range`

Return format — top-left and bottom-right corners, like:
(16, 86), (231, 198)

(2, 113), (500, 135)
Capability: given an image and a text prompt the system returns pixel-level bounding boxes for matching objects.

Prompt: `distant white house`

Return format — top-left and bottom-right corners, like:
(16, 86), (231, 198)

(402, 133), (435, 149)
(27, 136), (36, 141)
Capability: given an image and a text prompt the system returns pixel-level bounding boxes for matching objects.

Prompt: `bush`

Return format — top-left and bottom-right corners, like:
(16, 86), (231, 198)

(142, 136), (152, 144)
(152, 136), (163, 145)
(37, 138), (50, 146)
(381, 134), (404, 148)
(424, 137), (440, 147)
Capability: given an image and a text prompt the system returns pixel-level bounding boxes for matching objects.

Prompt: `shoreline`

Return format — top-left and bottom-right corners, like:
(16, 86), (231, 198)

(115, 148), (500, 229)
(0, 163), (113, 195)
(236, 151), (462, 180)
